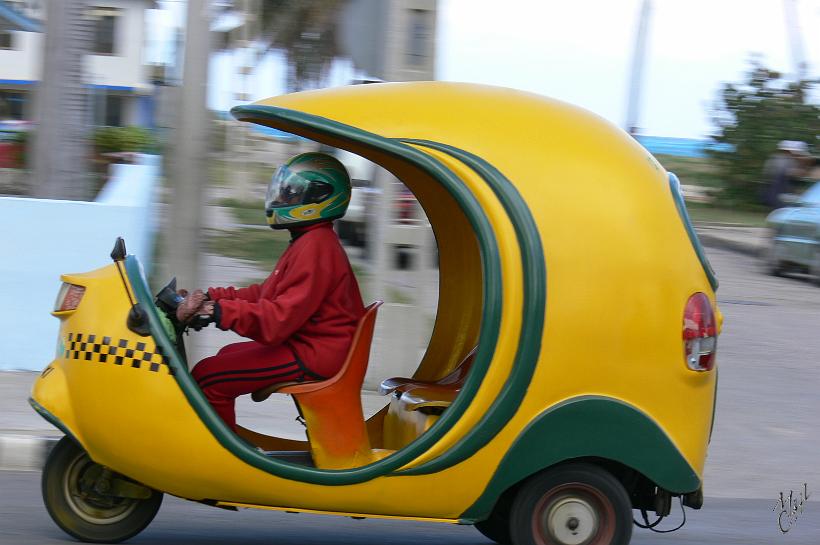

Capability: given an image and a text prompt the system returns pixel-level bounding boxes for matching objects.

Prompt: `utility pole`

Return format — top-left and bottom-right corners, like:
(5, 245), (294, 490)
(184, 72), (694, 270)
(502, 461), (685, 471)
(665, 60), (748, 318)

(625, 0), (651, 136)
(783, 0), (807, 81)
(166, 0), (210, 290)
(32, 0), (91, 200)
(232, 0), (258, 200)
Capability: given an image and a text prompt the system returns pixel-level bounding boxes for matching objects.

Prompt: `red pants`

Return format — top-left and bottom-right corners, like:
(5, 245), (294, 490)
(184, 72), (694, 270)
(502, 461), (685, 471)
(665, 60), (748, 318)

(192, 341), (324, 430)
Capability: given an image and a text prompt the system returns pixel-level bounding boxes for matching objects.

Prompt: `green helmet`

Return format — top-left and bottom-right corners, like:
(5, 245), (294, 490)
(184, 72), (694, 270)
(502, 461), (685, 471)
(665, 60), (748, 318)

(265, 152), (352, 229)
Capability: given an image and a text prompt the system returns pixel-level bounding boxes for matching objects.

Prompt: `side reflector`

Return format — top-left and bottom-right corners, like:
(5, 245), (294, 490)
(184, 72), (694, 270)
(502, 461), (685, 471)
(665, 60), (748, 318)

(54, 283), (85, 312)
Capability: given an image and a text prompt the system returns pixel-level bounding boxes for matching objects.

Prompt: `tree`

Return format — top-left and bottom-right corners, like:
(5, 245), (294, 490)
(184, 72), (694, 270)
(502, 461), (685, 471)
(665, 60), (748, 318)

(32, 0), (92, 200)
(708, 59), (819, 207)
(259, 0), (345, 91)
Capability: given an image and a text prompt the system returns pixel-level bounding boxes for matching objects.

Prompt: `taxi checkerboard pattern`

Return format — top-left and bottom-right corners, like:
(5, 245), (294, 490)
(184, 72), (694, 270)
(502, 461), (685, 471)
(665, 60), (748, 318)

(64, 333), (171, 374)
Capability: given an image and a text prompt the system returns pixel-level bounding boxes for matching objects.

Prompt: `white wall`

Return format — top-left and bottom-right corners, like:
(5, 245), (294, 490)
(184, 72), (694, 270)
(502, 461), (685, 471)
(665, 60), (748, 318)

(0, 155), (160, 371)
(85, 0), (150, 90)
(0, 31), (42, 81)
(0, 1), (151, 90)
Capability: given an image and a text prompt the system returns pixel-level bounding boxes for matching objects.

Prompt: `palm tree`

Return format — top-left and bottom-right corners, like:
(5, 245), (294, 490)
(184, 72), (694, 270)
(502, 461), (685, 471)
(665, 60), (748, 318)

(259, 0), (345, 91)
(32, 0), (91, 200)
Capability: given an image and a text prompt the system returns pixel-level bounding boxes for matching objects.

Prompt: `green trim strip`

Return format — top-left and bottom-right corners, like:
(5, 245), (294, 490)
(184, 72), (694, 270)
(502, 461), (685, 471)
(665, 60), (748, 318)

(125, 102), (507, 484)
(669, 173), (718, 291)
(461, 396), (702, 521)
(396, 140), (546, 475)
(28, 397), (81, 445)
(709, 368), (718, 443)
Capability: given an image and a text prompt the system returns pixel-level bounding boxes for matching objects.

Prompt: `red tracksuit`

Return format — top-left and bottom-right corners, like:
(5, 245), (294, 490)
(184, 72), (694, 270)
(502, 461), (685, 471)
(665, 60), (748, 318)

(191, 222), (365, 429)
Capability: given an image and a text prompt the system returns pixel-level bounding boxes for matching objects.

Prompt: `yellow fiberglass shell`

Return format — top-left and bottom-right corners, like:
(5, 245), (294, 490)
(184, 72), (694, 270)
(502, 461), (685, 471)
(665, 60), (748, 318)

(31, 258), (517, 519)
(232, 83), (717, 497)
(29, 82), (718, 523)
(239, 82), (715, 464)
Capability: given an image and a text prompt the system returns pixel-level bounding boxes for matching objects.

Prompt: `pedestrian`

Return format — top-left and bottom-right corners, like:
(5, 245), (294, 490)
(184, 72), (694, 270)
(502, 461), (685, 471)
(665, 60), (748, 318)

(176, 152), (365, 430)
(762, 140), (810, 209)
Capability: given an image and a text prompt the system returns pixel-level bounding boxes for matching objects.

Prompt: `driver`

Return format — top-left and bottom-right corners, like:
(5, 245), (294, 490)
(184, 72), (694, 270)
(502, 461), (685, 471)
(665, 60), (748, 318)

(177, 152), (365, 431)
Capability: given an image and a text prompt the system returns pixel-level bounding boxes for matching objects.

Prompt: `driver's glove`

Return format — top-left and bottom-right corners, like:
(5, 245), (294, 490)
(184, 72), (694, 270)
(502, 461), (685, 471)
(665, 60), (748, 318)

(176, 289), (211, 323)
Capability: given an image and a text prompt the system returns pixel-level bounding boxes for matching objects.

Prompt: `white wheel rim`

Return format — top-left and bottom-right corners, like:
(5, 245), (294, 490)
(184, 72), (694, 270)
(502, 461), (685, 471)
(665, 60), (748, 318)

(63, 451), (139, 525)
(543, 496), (599, 545)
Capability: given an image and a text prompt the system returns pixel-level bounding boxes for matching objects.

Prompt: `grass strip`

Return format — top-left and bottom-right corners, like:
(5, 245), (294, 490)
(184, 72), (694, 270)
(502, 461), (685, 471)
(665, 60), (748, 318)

(206, 228), (290, 270)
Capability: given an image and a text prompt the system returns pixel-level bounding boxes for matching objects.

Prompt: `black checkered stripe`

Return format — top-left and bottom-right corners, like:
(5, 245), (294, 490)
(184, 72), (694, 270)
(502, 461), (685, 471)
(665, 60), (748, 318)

(64, 333), (173, 374)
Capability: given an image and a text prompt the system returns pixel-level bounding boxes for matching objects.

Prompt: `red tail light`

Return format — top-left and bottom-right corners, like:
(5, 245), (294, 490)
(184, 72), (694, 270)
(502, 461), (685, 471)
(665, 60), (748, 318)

(683, 292), (717, 371)
(54, 283), (85, 312)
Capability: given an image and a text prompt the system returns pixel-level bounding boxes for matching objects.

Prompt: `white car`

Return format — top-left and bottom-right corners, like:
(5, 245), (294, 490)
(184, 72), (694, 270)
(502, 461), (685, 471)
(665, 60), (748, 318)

(334, 149), (376, 247)
(764, 182), (820, 283)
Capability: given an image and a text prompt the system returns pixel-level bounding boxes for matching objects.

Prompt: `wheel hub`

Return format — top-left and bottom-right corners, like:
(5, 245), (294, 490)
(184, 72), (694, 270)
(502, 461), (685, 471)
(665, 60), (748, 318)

(543, 496), (598, 545)
(63, 451), (138, 525)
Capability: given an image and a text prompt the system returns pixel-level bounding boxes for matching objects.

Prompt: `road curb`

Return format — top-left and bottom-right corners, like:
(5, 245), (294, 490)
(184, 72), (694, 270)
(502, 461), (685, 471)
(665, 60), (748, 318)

(696, 230), (763, 258)
(0, 434), (60, 471)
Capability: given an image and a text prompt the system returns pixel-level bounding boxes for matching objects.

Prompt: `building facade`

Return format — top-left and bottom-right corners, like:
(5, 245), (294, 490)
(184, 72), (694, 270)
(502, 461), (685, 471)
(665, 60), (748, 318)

(0, 0), (155, 126)
(339, 0), (436, 83)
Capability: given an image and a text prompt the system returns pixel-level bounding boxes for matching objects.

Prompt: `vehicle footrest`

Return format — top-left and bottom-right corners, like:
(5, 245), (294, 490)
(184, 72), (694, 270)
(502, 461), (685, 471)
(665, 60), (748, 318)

(258, 450), (315, 467)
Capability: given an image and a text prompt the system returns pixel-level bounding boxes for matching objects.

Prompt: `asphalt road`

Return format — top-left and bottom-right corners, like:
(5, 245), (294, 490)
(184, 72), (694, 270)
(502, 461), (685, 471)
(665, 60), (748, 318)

(1, 471), (818, 545)
(700, 247), (820, 499)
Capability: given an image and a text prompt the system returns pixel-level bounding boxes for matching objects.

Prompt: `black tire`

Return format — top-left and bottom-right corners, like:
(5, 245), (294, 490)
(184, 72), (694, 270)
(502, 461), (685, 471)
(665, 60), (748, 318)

(41, 437), (163, 543)
(509, 463), (632, 545)
(811, 248), (820, 287)
(761, 236), (785, 277)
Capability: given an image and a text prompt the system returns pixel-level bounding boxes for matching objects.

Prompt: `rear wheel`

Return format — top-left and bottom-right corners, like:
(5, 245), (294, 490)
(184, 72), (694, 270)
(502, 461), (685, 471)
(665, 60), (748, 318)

(509, 464), (632, 545)
(42, 437), (162, 543)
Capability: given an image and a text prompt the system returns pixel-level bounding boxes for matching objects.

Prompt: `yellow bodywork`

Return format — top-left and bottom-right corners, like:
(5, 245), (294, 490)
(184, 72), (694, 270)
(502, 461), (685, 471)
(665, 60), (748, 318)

(31, 82), (717, 521)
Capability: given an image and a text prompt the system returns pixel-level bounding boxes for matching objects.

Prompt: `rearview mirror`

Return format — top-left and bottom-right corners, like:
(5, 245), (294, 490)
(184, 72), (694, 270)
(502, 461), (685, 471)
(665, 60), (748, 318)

(110, 237), (127, 261)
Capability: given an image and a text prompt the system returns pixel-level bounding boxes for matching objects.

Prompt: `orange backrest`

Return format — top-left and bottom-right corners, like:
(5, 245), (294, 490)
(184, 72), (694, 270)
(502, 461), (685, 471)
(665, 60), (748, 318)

(275, 301), (383, 469)
(438, 345), (478, 385)
(378, 345), (478, 396)
(277, 301), (382, 396)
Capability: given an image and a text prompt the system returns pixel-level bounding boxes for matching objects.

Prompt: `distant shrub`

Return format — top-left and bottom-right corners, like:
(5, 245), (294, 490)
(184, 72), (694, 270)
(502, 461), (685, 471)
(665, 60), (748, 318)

(10, 130), (28, 168)
(708, 59), (819, 207)
(92, 126), (158, 155)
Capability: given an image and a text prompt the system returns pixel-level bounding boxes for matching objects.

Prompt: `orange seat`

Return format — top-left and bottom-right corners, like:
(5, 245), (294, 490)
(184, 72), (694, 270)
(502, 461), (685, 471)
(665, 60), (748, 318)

(380, 347), (476, 450)
(252, 301), (382, 469)
(399, 383), (460, 411)
(378, 346), (477, 396)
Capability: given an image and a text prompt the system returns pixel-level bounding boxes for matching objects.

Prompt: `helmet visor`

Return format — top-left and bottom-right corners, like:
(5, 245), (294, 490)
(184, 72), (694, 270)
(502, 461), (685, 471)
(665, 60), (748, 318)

(266, 165), (334, 211)
(266, 165), (311, 210)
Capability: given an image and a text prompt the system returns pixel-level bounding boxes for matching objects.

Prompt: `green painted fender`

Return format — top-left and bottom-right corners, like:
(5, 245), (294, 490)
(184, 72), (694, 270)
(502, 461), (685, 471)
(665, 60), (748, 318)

(461, 395), (701, 521)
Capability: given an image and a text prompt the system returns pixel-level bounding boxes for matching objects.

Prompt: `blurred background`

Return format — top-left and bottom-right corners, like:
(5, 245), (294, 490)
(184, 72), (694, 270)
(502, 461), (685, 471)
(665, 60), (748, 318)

(0, 0), (818, 377)
(0, 0), (817, 374)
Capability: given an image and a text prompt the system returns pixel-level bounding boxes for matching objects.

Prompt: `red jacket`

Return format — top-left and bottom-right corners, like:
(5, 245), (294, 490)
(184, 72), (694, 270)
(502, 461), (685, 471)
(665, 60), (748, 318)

(208, 222), (365, 378)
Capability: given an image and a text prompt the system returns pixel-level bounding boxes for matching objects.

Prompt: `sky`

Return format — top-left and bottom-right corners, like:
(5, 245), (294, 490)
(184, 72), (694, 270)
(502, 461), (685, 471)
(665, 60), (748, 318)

(156, 0), (820, 140)
(437, 0), (820, 138)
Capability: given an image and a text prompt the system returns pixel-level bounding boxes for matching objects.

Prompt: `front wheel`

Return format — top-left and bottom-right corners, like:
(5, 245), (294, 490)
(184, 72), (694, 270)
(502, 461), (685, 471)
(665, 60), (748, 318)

(509, 463), (632, 545)
(42, 437), (163, 543)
